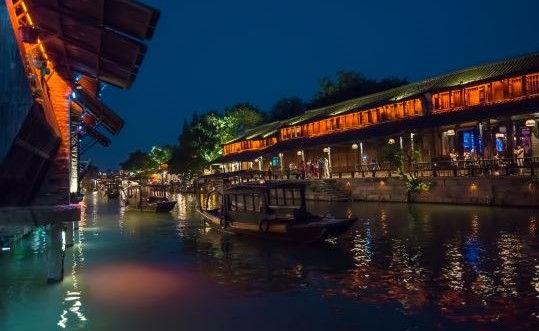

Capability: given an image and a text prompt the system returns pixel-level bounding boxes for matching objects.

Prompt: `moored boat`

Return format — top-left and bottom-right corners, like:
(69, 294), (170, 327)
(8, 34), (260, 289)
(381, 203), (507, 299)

(121, 184), (176, 213)
(198, 180), (357, 243)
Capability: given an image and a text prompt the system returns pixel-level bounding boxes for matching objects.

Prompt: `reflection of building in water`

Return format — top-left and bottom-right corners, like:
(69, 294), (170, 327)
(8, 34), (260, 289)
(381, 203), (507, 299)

(197, 229), (353, 295)
(314, 206), (539, 329)
(530, 217), (537, 239)
(351, 220), (372, 267)
(388, 238), (427, 311)
(58, 199), (88, 328)
(172, 193), (196, 220)
(464, 213), (496, 298)
(379, 210), (388, 236)
(497, 234), (523, 296)
(533, 263), (539, 295)
(443, 238), (464, 291)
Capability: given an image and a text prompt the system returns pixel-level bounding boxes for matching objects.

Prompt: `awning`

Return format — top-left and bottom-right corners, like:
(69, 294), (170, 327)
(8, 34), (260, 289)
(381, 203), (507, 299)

(73, 87), (124, 135)
(23, 0), (160, 89)
(82, 124), (111, 147)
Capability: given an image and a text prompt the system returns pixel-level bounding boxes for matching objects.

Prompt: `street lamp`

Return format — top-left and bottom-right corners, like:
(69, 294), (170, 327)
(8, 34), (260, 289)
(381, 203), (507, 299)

(297, 150), (304, 163)
(278, 152), (284, 172)
(352, 143), (358, 170)
(360, 142), (364, 165)
(254, 157), (263, 171)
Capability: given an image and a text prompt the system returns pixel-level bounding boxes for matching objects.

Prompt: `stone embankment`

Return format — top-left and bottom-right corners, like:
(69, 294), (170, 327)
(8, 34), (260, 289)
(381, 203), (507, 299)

(305, 177), (539, 207)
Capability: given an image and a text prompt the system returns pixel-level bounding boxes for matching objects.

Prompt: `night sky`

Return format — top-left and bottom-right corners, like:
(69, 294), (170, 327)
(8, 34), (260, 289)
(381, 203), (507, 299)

(88, 0), (539, 171)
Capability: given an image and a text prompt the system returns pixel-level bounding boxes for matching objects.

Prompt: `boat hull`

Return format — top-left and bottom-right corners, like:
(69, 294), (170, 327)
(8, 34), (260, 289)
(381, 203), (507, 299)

(125, 200), (176, 213)
(199, 209), (356, 244)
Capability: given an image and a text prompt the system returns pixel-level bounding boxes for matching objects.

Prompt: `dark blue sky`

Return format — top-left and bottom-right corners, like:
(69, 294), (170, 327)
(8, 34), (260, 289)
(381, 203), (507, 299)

(89, 0), (539, 170)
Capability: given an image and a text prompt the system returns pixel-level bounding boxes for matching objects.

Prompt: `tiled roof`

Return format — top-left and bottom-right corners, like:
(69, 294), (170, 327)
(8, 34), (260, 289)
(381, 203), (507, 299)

(281, 51), (539, 126)
(24, 0), (160, 89)
(222, 51), (539, 159)
(225, 120), (283, 143)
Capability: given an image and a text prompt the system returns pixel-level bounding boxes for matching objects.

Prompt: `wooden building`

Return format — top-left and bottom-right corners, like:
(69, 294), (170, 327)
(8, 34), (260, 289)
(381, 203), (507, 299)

(0, 0), (159, 206)
(218, 52), (539, 174)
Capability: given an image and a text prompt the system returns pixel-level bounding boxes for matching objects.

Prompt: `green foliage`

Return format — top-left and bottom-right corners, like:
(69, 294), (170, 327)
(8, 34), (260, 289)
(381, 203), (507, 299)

(310, 70), (408, 108)
(149, 145), (173, 167)
(268, 97), (305, 121)
(404, 176), (434, 192)
(381, 143), (404, 171)
(169, 104), (264, 173)
(225, 103), (264, 133)
(380, 142), (429, 193)
(119, 150), (154, 175)
(381, 143), (421, 176)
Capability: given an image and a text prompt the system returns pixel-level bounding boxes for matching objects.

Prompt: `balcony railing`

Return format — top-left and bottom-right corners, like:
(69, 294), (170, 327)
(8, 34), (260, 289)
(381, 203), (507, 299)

(265, 157), (539, 180)
(410, 157), (539, 178)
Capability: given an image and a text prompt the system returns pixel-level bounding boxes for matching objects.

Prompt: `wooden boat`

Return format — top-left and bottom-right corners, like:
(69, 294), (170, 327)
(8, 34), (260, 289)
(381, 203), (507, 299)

(104, 181), (121, 199)
(121, 184), (176, 213)
(198, 181), (357, 243)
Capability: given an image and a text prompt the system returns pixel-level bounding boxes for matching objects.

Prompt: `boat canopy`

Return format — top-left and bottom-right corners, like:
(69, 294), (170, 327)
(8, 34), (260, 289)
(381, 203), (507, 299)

(223, 182), (306, 195)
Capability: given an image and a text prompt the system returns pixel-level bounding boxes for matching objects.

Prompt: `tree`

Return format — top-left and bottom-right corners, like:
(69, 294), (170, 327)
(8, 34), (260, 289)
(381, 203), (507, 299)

(149, 145), (173, 168)
(170, 105), (266, 173)
(268, 97), (305, 121)
(171, 111), (224, 172)
(380, 142), (430, 197)
(309, 71), (408, 108)
(225, 103), (264, 133)
(119, 150), (153, 174)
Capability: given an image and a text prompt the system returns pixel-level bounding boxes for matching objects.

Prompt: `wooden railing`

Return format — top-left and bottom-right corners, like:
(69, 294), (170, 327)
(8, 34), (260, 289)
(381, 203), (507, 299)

(211, 157), (539, 182)
(410, 157), (539, 178)
(266, 157), (539, 180)
(266, 162), (400, 180)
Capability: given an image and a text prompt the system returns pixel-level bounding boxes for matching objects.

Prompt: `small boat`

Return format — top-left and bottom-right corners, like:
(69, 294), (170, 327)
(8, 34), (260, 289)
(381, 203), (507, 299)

(103, 180), (121, 199)
(198, 180), (357, 243)
(121, 184), (177, 213)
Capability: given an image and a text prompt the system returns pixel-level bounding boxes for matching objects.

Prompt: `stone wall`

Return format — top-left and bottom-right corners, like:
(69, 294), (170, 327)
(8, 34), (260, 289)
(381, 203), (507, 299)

(327, 177), (539, 207)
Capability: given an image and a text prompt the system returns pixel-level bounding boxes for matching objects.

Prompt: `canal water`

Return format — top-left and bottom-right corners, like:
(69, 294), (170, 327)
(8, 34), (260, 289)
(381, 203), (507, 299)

(1, 192), (538, 331)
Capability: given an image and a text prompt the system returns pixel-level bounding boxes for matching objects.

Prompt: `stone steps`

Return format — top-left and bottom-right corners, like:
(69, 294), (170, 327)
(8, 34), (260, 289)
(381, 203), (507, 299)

(309, 179), (350, 201)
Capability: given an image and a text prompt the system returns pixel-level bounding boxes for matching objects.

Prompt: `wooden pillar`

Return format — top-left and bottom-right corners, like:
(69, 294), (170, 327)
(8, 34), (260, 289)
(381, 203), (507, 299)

(507, 119), (515, 157)
(64, 221), (74, 247)
(485, 120), (493, 158)
(47, 223), (65, 284)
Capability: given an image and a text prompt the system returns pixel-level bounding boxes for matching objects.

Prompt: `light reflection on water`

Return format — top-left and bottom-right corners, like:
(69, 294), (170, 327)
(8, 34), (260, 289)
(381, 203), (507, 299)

(1, 195), (539, 330)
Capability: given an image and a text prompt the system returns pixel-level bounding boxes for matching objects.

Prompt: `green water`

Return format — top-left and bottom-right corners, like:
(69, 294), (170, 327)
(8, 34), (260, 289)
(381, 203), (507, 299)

(1, 192), (538, 330)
